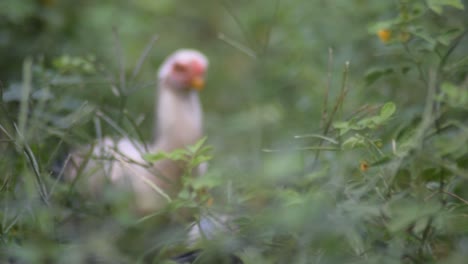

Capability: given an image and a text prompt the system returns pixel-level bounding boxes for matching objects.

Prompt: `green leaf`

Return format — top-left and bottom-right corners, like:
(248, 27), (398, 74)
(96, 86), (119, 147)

(380, 102), (396, 119)
(367, 18), (400, 34)
(410, 29), (437, 48)
(52, 55), (96, 74)
(278, 189), (305, 206)
(342, 135), (366, 149)
(446, 55), (468, 70)
(426, 0), (464, 14)
(143, 152), (167, 162)
(187, 137), (207, 153)
(437, 28), (463, 46)
(441, 82), (459, 97)
(144, 149), (188, 162)
(440, 82), (468, 108)
(358, 115), (388, 129)
(191, 155), (212, 166)
(388, 200), (441, 232)
(333, 121), (352, 135)
(189, 173), (222, 189)
(333, 121), (349, 129)
(364, 67), (394, 86)
(370, 156), (393, 166)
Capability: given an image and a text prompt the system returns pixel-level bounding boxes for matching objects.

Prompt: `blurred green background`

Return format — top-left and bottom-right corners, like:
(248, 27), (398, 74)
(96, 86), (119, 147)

(1, 0), (468, 263)
(0, 0), (430, 173)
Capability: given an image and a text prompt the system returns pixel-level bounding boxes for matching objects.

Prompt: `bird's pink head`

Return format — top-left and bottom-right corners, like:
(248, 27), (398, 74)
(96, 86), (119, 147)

(158, 49), (209, 91)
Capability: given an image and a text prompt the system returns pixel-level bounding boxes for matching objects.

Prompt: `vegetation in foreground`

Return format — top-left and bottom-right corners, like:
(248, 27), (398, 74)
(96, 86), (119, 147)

(0, 0), (468, 263)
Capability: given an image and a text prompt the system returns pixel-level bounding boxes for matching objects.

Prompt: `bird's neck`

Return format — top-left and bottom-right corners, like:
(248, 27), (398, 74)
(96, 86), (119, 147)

(154, 83), (203, 152)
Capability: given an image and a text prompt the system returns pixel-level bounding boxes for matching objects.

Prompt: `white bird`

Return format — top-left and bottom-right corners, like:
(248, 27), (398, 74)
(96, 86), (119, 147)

(63, 49), (209, 215)
(59, 49), (242, 263)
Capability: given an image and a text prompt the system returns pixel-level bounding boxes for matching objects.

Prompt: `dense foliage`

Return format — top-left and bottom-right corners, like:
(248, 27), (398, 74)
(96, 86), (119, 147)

(1, 0), (467, 263)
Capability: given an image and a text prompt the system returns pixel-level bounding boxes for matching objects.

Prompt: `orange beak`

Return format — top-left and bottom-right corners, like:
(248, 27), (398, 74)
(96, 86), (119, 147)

(190, 76), (205, 91)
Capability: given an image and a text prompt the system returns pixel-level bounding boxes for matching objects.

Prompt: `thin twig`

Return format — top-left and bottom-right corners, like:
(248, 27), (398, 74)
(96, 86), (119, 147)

(112, 27), (128, 125)
(220, 0), (255, 49)
(96, 110), (146, 153)
(18, 58), (33, 143)
(294, 133), (339, 144)
(402, 42), (428, 86)
(113, 27), (126, 93)
(48, 154), (71, 197)
(15, 124), (50, 206)
(262, 146), (340, 153)
(442, 190), (468, 205)
(312, 61), (350, 167)
(321, 48), (333, 129)
(113, 154), (172, 203)
(131, 34), (159, 80)
(218, 33), (257, 59)
(261, 0), (280, 54)
(123, 111), (149, 153)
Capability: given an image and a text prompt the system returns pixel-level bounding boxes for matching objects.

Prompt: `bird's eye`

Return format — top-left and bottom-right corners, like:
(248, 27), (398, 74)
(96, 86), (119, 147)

(173, 63), (187, 72)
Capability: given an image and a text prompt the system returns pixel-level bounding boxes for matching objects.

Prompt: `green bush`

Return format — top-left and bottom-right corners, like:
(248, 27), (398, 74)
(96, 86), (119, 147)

(1, 0), (467, 263)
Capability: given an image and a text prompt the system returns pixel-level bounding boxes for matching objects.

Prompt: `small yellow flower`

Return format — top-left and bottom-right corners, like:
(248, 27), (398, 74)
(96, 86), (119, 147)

(377, 29), (392, 43)
(360, 160), (370, 172)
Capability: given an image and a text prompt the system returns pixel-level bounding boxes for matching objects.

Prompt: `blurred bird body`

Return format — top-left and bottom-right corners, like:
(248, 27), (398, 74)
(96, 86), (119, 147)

(64, 49), (209, 214)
